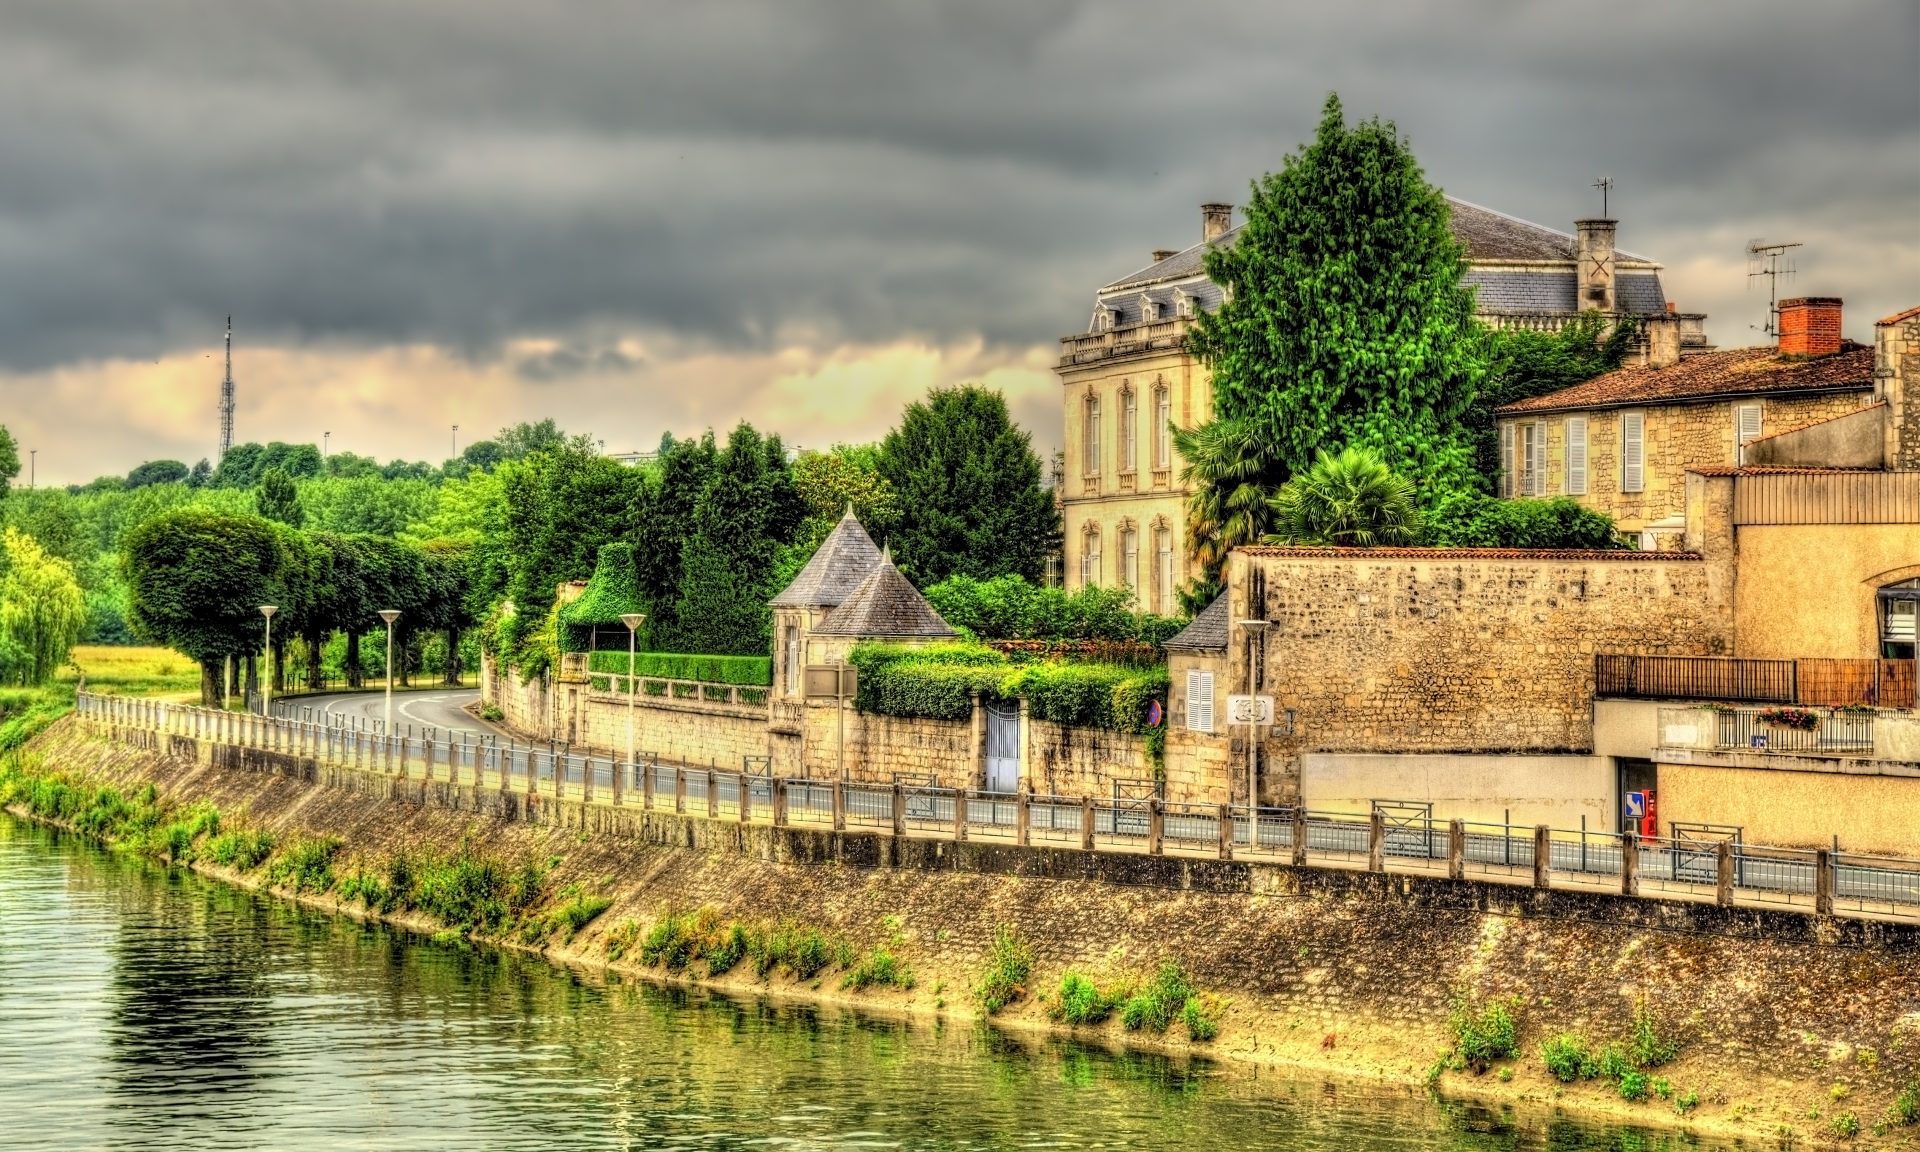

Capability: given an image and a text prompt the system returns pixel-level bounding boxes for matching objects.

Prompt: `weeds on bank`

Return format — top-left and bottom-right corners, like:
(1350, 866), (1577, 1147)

(1045, 961), (1220, 1042)
(265, 838), (341, 893)
(1446, 995), (1521, 1075)
(974, 925), (1033, 1015)
(630, 908), (897, 988)
(1536, 1001), (1689, 1107)
(1890, 1077), (1919, 1127)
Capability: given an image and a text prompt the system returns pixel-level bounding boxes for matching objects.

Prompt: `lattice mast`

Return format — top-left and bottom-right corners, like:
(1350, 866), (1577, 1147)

(219, 315), (235, 459)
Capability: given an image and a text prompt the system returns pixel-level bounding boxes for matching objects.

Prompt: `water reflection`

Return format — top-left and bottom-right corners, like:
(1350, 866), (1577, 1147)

(0, 817), (1732, 1151)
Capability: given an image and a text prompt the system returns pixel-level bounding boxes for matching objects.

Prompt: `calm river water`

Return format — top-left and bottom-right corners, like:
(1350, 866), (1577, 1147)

(0, 816), (1729, 1151)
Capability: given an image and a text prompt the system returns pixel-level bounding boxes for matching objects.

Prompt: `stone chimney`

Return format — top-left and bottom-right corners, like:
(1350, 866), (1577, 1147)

(1202, 203), (1233, 245)
(1643, 314), (1683, 368)
(1779, 297), (1844, 358)
(1875, 305), (1920, 469)
(1152, 249), (1178, 263)
(1574, 218), (1617, 312)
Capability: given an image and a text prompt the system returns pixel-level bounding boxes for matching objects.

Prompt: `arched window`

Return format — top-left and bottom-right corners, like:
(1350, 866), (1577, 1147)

(1153, 383), (1171, 470)
(1080, 525), (1102, 588)
(1154, 524), (1174, 615)
(1082, 393), (1101, 477)
(1881, 578), (1920, 660)
(1119, 386), (1137, 474)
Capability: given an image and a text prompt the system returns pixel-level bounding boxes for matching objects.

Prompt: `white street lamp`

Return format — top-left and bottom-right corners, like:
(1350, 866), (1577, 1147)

(1236, 618), (1270, 809)
(259, 605), (278, 716)
(378, 609), (401, 732)
(620, 612), (647, 794)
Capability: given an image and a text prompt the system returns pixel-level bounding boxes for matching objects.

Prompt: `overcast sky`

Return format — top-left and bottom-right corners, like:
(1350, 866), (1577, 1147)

(2, 1), (1915, 485)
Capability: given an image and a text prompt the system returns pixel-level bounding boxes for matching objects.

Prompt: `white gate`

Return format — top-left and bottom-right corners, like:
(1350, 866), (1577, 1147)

(984, 699), (1020, 794)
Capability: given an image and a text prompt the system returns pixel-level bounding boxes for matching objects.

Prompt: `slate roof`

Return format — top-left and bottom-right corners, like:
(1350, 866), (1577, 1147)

(1163, 593), (1229, 652)
(811, 552), (956, 639)
(769, 509), (883, 608)
(1497, 345), (1876, 416)
(1089, 198), (1662, 331)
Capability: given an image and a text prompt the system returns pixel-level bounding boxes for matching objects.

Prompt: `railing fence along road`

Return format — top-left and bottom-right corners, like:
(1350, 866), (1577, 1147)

(74, 692), (1920, 924)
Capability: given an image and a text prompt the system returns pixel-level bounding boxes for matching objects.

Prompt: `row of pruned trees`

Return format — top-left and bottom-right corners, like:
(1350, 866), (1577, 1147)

(122, 509), (472, 705)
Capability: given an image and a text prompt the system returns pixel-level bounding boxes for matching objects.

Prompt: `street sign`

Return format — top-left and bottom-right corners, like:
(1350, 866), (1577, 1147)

(1625, 791), (1646, 819)
(1226, 695), (1274, 725)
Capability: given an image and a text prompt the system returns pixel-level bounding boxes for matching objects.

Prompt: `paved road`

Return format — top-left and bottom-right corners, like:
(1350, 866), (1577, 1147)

(272, 688), (484, 739)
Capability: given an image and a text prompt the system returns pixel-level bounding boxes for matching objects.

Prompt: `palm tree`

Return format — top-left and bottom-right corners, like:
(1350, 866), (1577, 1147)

(1265, 446), (1421, 547)
(1174, 418), (1283, 584)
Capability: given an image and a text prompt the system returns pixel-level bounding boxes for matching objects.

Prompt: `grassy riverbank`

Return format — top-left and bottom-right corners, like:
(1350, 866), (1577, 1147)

(8, 716), (1920, 1148)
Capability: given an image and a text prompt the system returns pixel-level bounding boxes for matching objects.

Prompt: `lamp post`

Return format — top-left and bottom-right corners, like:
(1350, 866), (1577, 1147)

(452, 424), (459, 459)
(378, 609), (400, 733)
(323, 431), (330, 457)
(1236, 618), (1270, 808)
(259, 605), (278, 716)
(620, 612), (647, 794)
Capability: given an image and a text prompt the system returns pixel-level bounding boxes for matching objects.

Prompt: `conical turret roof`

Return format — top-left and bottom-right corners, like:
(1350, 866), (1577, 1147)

(813, 547), (956, 639)
(770, 507), (884, 608)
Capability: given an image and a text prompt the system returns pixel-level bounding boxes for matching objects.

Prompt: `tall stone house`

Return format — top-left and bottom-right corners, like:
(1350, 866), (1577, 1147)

(1495, 296), (1884, 546)
(1056, 198), (1705, 610)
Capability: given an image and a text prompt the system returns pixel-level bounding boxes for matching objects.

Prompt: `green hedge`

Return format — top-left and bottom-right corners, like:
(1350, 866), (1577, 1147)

(587, 650), (773, 687)
(848, 642), (1168, 738)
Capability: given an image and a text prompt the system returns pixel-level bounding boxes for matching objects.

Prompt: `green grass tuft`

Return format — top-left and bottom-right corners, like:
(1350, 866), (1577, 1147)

(973, 925), (1033, 1015)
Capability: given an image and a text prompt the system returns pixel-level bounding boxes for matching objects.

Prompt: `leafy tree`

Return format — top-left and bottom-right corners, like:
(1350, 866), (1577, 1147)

(495, 419), (570, 461)
(0, 528), (88, 684)
(187, 458), (213, 488)
(254, 467), (306, 527)
(300, 476), (438, 536)
(1425, 493), (1623, 549)
(0, 426), (18, 500)
(1265, 447), (1422, 547)
(774, 443), (900, 591)
(630, 432), (716, 645)
(460, 439), (505, 473)
(382, 459), (434, 482)
(324, 451), (382, 479)
(1468, 312), (1639, 485)
(416, 539), (474, 684)
(125, 459), (190, 489)
(122, 510), (286, 703)
(211, 442), (266, 488)
(1187, 92), (1484, 504)
(872, 385), (1058, 585)
(1173, 419), (1282, 585)
(667, 423), (804, 656)
(925, 574), (1183, 645)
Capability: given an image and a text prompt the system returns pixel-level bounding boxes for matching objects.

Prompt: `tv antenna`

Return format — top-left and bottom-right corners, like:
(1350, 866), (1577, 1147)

(1591, 176), (1613, 218)
(1746, 240), (1801, 342)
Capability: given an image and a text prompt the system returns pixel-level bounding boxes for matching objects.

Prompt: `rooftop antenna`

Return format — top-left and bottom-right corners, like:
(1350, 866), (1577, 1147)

(218, 316), (236, 459)
(1746, 240), (1802, 342)
(1591, 176), (1613, 218)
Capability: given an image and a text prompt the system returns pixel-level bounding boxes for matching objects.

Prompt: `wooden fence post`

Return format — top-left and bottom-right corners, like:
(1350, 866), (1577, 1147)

(1815, 848), (1835, 915)
(772, 778), (787, 827)
(1621, 831), (1639, 896)
(674, 766), (686, 814)
(1533, 825), (1552, 889)
(1147, 798), (1164, 856)
(832, 779), (846, 832)
(1448, 819), (1466, 880)
(1291, 806), (1308, 867)
(1217, 804), (1232, 861)
(1368, 810), (1386, 873)
(1080, 795), (1095, 851)
(953, 789), (968, 843)
(1017, 793), (1031, 847)
(1715, 840), (1735, 906)
(891, 783), (905, 838)
(740, 774), (752, 824)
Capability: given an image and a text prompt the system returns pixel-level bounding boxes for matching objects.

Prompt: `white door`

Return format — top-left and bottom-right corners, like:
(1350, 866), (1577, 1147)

(985, 700), (1020, 793)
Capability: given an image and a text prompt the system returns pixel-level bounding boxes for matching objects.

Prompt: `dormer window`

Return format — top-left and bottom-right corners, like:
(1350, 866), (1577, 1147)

(1140, 295), (1160, 323)
(1174, 290), (1196, 319)
(1093, 304), (1116, 333)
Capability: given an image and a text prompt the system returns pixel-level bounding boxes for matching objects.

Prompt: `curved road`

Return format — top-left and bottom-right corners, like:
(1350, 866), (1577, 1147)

(272, 688), (484, 740)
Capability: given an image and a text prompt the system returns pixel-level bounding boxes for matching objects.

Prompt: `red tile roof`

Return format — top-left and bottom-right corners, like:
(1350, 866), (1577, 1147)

(1496, 345), (1874, 416)
(1238, 546), (1701, 561)
(1878, 305), (1920, 327)
(1688, 465), (1882, 477)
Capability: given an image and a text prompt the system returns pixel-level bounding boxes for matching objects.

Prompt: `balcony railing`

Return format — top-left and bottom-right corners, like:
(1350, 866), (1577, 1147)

(1657, 705), (1893, 758)
(1599, 654), (1915, 709)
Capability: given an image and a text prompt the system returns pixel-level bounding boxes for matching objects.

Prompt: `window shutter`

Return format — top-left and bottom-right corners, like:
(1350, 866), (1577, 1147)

(1621, 412), (1645, 493)
(1498, 423), (1514, 498)
(1736, 404), (1763, 464)
(1565, 417), (1588, 495)
(1186, 669), (1214, 733)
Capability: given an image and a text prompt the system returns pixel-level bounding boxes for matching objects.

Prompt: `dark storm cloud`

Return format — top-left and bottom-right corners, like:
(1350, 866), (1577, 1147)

(0, 0), (1913, 372)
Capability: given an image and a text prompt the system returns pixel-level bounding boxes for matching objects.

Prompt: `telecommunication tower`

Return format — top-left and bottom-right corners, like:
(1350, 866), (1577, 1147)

(219, 316), (235, 459)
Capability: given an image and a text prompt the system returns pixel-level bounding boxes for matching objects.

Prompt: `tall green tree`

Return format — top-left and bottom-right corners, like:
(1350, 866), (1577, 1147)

(871, 385), (1058, 585)
(0, 426), (19, 501)
(0, 528), (88, 685)
(631, 432), (716, 645)
(1187, 92), (1484, 503)
(122, 510), (286, 703)
(254, 467), (306, 527)
(667, 423), (804, 656)
(125, 459), (189, 489)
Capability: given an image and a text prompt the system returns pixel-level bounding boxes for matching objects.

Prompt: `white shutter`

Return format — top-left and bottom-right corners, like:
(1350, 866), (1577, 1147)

(1565, 417), (1588, 495)
(1736, 404), (1763, 464)
(1186, 669), (1214, 733)
(1498, 423), (1514, 497)
(1621, 412), (1645, 493)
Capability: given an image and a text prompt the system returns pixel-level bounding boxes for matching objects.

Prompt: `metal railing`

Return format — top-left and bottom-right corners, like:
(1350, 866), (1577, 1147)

(71, 691), (1920, 924)
(1598, 654), (1915, 709)
(1658, 705), (1881, 757)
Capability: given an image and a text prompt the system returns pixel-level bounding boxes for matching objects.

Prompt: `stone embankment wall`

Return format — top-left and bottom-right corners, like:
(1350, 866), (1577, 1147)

(485, 658), (769, 771)
(31, 717), (1920, 1143)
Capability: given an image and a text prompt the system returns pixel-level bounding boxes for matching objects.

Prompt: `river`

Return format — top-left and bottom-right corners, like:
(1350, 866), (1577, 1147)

(0, 816), (1728, 1151)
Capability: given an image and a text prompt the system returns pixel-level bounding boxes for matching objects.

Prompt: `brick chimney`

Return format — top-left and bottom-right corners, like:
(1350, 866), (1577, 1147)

(1201, 203), (1233, 245)
(1574, 218), (1617, 312)
(1778, 297), (1843, 357)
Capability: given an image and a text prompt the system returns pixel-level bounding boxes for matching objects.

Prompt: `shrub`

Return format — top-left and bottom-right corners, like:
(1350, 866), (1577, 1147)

(266, 837), (341, 894)
(1829, 1112), (1859, 1139)
(1121, 961), (1195, 1033)
(785, 926), (833, 980)
(923, 573), (1185, 647)
(1616, 1070), (1650, 1102)
(603, 920), (641, 963)
(1425, 492), (1624, 550)
(1627, 1000), (1680, 1069)
(586, 650), (772, 687)
(1181, 997), (1221, 1042)
(704, 923), (749, 976)
(843, 947), (914, 992)
(1674, 1089), (1700, 1116)
(524, 886), (611, 944)
(974, 925), (1033, 1015)
(641, 911), (700, 971)
(1448, 995), (1520, 1073)
(1890, 1078), (1919, 1127)
(206, 829), (276, 871)
(1052, 971), (1114, 1026)
(1542, 1033), (1600, 1083)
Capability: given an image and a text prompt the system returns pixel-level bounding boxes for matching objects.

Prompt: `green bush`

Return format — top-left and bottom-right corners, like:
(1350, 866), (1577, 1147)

(524, 886), (611, 944)
(586, 650), (772, 687)
(1616, 1070), (1650, 1102)
(1121, 961), (1195, 1033)
(641, 910), (700, 971)
(849, 641), (1168, 735)
(604, 920), (641, 963)
(1889, 1078), (1918, 1126)
(1448, 995), (1520, 1073)
(1181, 997), (1220, 1042)
(1542, 1033), (1600, 1082)
(785, 926), (834, 980)
(924, 573), (1186, 646)
(974, 924), (1034, 1014)
(704, 923), (749, 976)
(206, 828), (276, 870)
(843, 947), (914, 991)
(265, 837), (341, 893)
(1627, 1001), (1679, 1069)
(1425, 493), (1624, 550)
(1052, 971), (1115, 1025)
